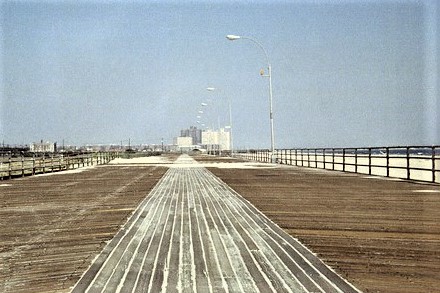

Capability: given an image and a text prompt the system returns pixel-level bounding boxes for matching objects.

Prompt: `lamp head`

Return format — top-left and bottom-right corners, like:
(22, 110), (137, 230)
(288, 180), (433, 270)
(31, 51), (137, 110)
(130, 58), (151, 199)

(226, 34), (241, 41)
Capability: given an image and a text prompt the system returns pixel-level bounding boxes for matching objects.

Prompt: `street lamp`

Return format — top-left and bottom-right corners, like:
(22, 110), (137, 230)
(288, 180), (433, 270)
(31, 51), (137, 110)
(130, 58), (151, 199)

(226, 34), (276, 162)
(207, 87), (234, 156)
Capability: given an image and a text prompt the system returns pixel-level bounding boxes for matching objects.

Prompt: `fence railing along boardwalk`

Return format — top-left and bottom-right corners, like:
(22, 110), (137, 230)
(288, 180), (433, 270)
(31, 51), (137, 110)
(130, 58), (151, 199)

(235, 146), (440, 184)
(0, 152), (118, 180)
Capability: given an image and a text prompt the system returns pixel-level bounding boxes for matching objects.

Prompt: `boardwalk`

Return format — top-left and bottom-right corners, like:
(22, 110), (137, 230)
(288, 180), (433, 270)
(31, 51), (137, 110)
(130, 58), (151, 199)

(72, 155), (360, 293)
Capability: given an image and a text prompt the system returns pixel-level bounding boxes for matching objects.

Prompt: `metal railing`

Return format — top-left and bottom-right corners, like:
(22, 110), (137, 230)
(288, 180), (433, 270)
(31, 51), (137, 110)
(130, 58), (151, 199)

(235, 146), (440, 184)
(0, 152), (118, 180)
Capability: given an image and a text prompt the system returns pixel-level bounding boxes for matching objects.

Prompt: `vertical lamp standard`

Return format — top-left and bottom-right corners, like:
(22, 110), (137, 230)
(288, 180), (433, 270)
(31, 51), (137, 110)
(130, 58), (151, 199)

(226, 34), (275, 162)
(206, 87), (234, 156)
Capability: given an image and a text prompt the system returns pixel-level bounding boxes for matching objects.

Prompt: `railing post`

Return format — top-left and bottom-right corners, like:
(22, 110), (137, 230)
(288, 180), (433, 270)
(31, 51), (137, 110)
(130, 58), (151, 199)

(342, 148), (346, 172)
(313, 149), (316, 168)
(386, 147), (390, 178)
(323, 149), (326, 169)
(368, 148), (372, 175)
(432, 146), (436, 183)
(406, 146), (411, 180)
(354, 148), (358, 173)
(307, 149), (310, 167)
(332, 148), (335, 170)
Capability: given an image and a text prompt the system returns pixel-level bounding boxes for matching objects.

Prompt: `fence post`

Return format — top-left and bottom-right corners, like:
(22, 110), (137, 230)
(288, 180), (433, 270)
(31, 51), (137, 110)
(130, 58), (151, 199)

(8, 157), (12, 179)
(368, 148), (372, 175)
(332, 148), (335, 170)
(432, 146), (436, 183)
(32, 155), (36, 175)
(342, 148), (346, 172)
(323, 149), (326, 169)
(386, 147), (390, 178)
(406, 146), (410, 180)
(354, 149), (358, 173)
(307, 149), (310, 167)
(21, 156), (25, 177)
(314, 149), (317, 168)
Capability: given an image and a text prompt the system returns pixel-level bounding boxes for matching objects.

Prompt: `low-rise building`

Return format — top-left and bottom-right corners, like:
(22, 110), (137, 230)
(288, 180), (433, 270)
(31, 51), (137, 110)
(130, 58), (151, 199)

(30, 140), (57, 153)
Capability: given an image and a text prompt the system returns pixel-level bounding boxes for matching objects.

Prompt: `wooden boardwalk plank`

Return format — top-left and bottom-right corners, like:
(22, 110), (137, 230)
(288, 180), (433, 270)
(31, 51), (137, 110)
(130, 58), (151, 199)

(71, 155), (361, 293)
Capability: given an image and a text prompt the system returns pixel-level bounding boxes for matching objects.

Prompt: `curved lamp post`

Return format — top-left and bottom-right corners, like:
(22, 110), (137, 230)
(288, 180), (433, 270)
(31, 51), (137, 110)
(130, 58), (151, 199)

(226, 34), (275, 162)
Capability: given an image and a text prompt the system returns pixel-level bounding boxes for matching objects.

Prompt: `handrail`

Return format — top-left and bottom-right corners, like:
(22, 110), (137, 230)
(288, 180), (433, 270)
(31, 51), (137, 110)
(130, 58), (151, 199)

(0, 152), (119, 180)
(235, 146), (440, 184)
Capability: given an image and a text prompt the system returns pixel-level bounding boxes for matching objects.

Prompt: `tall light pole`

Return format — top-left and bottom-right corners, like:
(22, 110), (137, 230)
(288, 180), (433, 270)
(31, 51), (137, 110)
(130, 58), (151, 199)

(206, 87), (234, 156)
(226, 34), (275, 162)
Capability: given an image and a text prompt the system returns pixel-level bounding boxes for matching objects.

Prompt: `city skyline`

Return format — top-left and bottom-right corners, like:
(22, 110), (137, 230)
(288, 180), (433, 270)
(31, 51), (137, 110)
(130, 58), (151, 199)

(1, 0), (439, 149)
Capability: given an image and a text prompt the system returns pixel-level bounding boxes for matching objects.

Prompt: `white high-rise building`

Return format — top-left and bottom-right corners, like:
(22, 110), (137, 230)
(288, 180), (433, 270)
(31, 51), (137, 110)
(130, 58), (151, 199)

(201, 128), (231, 151)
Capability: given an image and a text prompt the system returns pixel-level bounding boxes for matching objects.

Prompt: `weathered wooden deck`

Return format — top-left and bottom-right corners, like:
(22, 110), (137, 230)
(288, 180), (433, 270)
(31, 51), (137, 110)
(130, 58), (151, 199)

(72, 155), (360, 293)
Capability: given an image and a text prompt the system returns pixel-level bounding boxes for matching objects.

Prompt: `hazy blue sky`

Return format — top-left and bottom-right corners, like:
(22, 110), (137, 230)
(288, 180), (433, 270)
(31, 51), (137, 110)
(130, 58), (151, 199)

(1, 0), (439, 148)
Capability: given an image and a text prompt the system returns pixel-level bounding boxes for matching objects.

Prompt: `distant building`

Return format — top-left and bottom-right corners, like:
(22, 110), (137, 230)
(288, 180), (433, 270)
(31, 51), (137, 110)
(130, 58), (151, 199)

(201, 128), (231, 151)
(30, 140), (57, 153)
(180, 126), (202, 145)
(174, 136), (193, 147)
(173, 136), (195, 153)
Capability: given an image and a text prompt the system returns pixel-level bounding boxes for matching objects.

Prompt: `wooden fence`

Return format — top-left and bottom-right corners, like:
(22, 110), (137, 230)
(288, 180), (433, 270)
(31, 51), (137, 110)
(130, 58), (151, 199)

(0, 152), (118, 180)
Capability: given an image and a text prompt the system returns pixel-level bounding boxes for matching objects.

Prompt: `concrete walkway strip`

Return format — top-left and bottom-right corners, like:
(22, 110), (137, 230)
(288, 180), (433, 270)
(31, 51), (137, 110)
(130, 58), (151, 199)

(71, 155), (361, 293)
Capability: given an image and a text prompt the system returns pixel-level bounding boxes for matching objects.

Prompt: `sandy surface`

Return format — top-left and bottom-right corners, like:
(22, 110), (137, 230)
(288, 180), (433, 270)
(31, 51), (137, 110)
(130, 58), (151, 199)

(109, 154), (279, 169)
